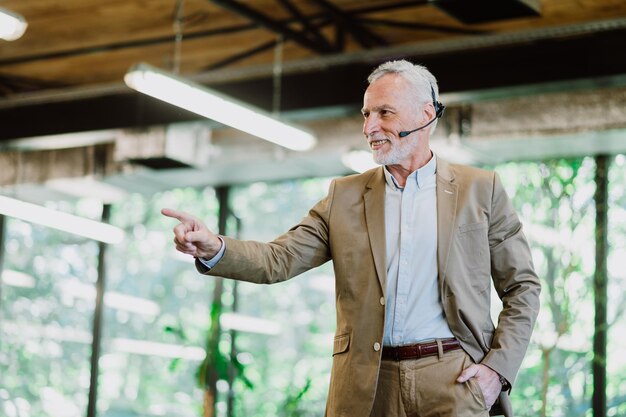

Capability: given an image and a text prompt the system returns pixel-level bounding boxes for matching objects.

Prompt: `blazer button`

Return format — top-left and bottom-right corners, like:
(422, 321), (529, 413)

(379, 297), (385, 306)
(373, 342), (381, 352)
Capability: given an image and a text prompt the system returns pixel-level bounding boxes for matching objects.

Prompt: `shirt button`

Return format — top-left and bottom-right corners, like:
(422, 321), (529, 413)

(379, 297), (385, 306)
(373, 342), (381, 352)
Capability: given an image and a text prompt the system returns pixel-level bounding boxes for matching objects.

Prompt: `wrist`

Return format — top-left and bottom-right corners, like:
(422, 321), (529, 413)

(202, 235), (224, 259)
(497, 373), (510, 391)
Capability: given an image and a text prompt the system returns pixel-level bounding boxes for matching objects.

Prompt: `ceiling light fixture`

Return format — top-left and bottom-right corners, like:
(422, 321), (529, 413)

(0, 7), (28, 41)
(124, 63), (317, 151)
(0, 195), (124, 244)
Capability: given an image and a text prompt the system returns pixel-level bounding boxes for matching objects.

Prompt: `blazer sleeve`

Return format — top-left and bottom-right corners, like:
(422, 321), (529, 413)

(482, 172), (541, 386)
(196, 180), (336, 284)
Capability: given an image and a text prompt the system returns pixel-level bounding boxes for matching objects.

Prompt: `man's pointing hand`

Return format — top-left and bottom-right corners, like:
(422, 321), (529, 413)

(161, 208), (222, 259)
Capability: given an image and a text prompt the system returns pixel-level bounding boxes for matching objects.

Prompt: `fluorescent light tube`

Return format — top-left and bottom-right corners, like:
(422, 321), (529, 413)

(124, 63), (317, 151)
(0, 7), (28, 41)
(0, 195), (124, 244)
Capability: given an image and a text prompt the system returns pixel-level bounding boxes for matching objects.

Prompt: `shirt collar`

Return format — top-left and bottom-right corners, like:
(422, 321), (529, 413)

(383, 153), (437, 190)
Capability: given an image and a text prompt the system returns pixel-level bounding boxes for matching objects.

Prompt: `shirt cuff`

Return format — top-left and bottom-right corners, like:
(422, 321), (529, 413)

(197, 236), (225, 269)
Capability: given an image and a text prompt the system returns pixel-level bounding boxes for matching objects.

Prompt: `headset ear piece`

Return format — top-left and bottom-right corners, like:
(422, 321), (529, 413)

(435, 101), (445, 118)
(430, 84), (445, 119)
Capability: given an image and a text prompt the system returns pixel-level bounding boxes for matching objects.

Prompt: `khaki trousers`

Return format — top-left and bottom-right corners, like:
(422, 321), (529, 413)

(370, 348), (490, 417)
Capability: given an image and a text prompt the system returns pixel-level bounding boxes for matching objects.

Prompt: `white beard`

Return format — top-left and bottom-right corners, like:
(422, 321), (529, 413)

(372, 136), (421, 166)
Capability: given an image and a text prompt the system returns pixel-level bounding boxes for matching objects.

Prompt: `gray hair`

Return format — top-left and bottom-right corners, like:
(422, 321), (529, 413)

(367, 60), (440, 132)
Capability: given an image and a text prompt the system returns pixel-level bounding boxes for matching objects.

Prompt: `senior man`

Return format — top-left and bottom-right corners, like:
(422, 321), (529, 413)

(163, 60), (541, 417)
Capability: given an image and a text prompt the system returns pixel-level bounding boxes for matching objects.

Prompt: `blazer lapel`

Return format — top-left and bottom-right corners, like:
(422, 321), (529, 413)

(364, 167), (387, 294)
(436, 157), (458, 281)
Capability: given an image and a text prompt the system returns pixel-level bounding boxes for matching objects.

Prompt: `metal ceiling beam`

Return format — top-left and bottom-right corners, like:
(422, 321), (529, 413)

(209, 0), (335, 53)
(311, 0), (388, 49)
(276, 0), (332, 51)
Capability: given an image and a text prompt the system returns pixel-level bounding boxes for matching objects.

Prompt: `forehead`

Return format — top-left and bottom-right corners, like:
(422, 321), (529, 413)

(363, 73), (415, 107)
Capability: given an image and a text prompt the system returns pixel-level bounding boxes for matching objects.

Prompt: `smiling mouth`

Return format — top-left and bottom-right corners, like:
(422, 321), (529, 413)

(369, 139), (389, 149)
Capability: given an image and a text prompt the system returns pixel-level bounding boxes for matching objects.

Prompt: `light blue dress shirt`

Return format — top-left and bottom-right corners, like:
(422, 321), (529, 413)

(382, 156), (454, 346)
(201, 156), (454, 347)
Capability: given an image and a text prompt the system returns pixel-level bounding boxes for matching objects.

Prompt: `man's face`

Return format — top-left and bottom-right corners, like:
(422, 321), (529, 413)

(362, 74), (424, 166)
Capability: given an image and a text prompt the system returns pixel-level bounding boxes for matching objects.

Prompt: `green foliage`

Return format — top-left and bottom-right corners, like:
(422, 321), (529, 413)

(279, 378), (312, 417)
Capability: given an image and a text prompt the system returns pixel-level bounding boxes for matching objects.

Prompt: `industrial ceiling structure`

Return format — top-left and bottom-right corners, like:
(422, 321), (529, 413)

(1, 0), (626, 197)
(1, 0), (626, 139)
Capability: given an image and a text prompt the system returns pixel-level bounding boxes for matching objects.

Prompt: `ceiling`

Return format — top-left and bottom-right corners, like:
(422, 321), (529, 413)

(2, 0), (626, 143)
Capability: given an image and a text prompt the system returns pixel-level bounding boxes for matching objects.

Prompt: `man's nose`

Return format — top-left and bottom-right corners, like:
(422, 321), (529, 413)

(363, 115), (379, 137)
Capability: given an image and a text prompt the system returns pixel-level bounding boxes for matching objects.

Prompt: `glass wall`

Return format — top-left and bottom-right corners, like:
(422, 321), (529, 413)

(495, 155), (626, 417)
(496, 158), (596, 417)
(1, 200), (101, 417)
(97, 188), (220, 417)
(0, 156), (624, 417)
(226, 178), (336, 417)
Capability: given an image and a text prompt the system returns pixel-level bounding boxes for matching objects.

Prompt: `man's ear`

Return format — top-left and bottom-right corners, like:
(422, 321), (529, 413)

(422, 102), (436, 122)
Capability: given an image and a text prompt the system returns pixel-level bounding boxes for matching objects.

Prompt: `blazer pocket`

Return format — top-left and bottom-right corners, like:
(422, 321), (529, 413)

(457, 221), (489, 272)
(333, 333), (350, 356)
(458, 220), (488, 234)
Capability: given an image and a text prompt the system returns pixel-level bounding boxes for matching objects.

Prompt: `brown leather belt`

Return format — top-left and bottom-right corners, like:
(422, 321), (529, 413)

(381, 338), (461, 361)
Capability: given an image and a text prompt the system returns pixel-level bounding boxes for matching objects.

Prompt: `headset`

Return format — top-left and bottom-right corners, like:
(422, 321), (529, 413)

(398, 85), (446, 138)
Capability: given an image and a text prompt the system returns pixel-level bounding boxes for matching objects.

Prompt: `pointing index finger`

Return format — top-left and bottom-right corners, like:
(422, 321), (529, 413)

(161, 208), (193, 223)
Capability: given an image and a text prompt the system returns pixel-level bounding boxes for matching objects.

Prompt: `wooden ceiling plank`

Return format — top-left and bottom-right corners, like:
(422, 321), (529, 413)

(203, 39), (279, 71)
(2, 0), (626, 100)
(0, 29), (280, 86)
(0, 23), (257, 67)
(360, 18), (489, 35)
(0, 0), (244, 59)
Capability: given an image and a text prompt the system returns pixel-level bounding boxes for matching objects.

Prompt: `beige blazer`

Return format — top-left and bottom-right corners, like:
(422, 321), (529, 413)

(199, 157), (541, 417)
